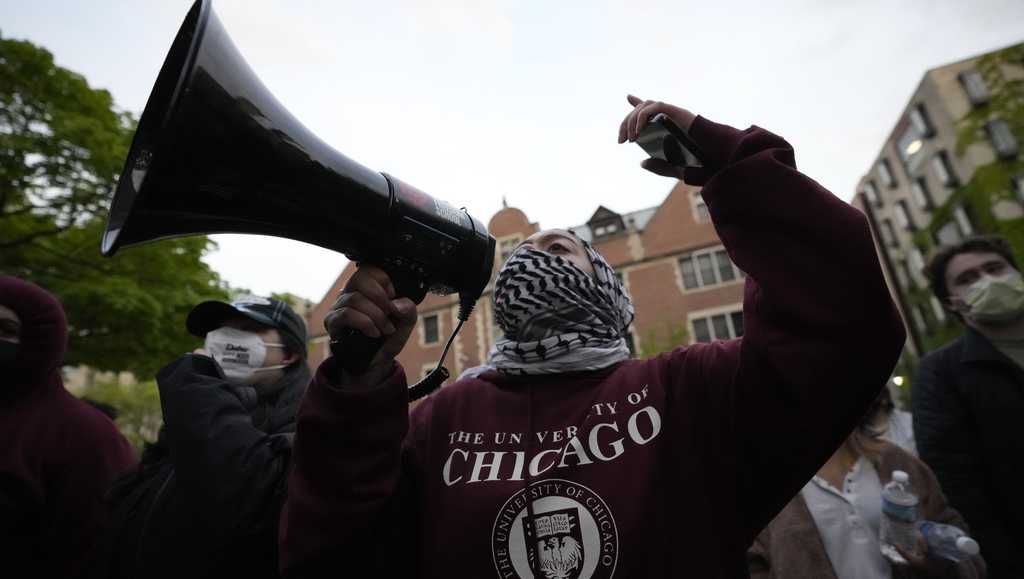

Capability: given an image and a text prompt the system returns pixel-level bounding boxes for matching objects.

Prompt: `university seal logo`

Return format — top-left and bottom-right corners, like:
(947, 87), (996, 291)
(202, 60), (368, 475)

(491, 479), (618, 579)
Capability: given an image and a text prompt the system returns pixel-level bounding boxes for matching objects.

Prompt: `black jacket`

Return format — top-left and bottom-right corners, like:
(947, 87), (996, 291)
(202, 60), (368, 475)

(913, 327), (1024, 579)
(92, 354), (309, 579)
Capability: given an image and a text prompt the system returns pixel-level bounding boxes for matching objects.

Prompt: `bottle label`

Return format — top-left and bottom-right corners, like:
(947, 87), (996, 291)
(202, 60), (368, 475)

(882, 499), (916, 522)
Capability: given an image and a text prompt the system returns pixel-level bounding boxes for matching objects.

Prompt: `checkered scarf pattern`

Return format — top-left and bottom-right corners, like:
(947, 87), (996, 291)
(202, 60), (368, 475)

(487, 241), (635, 376)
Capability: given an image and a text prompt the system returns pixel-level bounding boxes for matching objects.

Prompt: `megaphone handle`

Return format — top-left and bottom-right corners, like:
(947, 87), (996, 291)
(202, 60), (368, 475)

(330, 329), (386, 376)
(330, 267), (427, 376)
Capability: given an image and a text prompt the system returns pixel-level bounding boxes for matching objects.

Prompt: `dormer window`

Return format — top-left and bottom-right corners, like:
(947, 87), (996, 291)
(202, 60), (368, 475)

(586, 205), (625, 240)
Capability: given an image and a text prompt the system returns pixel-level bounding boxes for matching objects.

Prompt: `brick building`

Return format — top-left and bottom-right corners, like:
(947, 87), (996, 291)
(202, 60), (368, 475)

(850, 42), (1024, 365)
(306, 180), (747, 383)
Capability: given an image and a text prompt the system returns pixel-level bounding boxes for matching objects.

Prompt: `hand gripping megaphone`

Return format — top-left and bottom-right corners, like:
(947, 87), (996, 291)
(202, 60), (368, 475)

(102, 0), (496, 389)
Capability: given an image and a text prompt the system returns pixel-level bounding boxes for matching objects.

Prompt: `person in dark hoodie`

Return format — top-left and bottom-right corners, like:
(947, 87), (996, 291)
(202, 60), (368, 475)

(278, 96), (907, 578)
(94, 295), (310, 579)
(0, 276), (136, 578)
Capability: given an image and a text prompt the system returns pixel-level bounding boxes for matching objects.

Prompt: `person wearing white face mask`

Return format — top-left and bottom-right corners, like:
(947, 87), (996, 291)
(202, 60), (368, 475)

(91, 295), (311, 579)
(914, 235), (1024, 579)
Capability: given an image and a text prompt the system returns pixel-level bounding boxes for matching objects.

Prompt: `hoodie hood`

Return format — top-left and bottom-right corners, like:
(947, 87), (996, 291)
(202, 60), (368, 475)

(0, 276), (68, 395)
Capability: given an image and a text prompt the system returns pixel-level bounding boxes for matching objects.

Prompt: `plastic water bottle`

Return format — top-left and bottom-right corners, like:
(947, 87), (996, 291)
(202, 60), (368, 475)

(916, 521), (980, 562)
(880, 470), (918, 564)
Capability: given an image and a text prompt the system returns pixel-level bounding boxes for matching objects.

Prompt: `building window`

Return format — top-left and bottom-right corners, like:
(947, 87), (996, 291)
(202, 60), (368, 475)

(959, 70), (990, 106)
(881, 219), (899, 248)
(909, 247), (926, 284)
(422, 314), (440, 345)
(863, 180), (881, 207)
(897, 125), (926, 171)
(692, 191), (710, 223)
(911, 178), (934, 211)
(896, 260), (912, 289)
(692, 310), (744, 343)
(894, 200), (915, 231)
(930, 151), (957, 187)
(909, 103), (935, 138)
(876, 220), (892, 246)
(680, 258), (698, 289)
(935, 221), (962, 246)
(498, 236), (521, 263)
(589, 220), (618, 240)
(878, 159), (897, 188)
(986, 120), (1018, 159)
(678, 246), (743, 290)
(730, 311), (745, 337)
(930, 296), (947, 325)
(953, 205), (974, 237)
(715, 251), (737, 282)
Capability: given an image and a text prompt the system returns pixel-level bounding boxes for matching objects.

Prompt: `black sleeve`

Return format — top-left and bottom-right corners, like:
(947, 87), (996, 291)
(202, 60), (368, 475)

(912, 353), (1014, 575)
(157, 354), (293, 535)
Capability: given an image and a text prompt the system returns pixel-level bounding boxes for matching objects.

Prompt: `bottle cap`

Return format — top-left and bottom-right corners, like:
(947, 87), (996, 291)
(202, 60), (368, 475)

(956, 537), (980, 556)
(892, 470), (909, 483)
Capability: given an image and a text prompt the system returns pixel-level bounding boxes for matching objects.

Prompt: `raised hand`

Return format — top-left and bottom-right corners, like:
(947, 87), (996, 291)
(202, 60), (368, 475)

(325, 264), (418, 378)
(618, 94), (698, 179)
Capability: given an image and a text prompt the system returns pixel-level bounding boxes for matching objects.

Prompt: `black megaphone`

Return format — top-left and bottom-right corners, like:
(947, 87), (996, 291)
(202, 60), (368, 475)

(102, 0), (496, 379)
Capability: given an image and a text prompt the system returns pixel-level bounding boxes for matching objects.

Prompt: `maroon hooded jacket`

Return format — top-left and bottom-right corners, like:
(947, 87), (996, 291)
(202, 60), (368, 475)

(0, 276), (136, 577)
(278, 118), (907, 578)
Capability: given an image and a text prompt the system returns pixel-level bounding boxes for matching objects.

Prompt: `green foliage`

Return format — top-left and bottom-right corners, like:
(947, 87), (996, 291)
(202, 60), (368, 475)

(82, 379), (163, 452)
(0, 33), (132, 242)
(638, 323), (689, 358)
(955, 43), (1024, 157)
(0, 34), (230, 377)
(6, 217), (230, 377)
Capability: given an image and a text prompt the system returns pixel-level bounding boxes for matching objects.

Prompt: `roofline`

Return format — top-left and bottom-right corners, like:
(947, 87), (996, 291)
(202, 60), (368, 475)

(857, 41), (1023, 190)
(925, 40), (1023, 74)
(571, 203), (661, 231)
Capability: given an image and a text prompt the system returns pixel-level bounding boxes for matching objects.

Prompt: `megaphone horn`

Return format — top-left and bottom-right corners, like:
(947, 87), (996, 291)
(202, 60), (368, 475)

(104, 0), (495, 379)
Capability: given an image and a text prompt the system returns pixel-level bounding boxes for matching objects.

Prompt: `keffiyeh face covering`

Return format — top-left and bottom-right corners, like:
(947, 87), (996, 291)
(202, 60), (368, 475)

(488, 239), (635, 375)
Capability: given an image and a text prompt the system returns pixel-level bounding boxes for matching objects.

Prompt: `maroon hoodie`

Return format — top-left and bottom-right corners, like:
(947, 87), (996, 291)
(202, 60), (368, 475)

(279, 117), (907, 578)
(0, 276), (136, 577)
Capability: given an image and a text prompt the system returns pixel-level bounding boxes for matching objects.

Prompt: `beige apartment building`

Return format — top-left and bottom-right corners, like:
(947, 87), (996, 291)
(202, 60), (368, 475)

(851, 42), (1024, 362)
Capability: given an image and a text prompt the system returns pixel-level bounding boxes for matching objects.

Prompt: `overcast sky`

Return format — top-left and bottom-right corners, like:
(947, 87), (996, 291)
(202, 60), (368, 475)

(3, 0), (1022, 303)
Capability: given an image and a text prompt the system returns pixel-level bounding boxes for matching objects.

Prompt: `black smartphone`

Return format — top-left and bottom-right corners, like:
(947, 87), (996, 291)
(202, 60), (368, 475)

(635, 113), (705, 168)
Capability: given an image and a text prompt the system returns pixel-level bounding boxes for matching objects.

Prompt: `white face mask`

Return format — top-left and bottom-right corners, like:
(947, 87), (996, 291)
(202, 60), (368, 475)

(204, 327), (287, 383)
(965, 270), (1024, 326)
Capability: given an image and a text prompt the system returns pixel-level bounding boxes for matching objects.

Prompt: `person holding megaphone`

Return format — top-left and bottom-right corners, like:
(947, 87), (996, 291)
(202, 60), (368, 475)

(278, 96), (907, 578)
